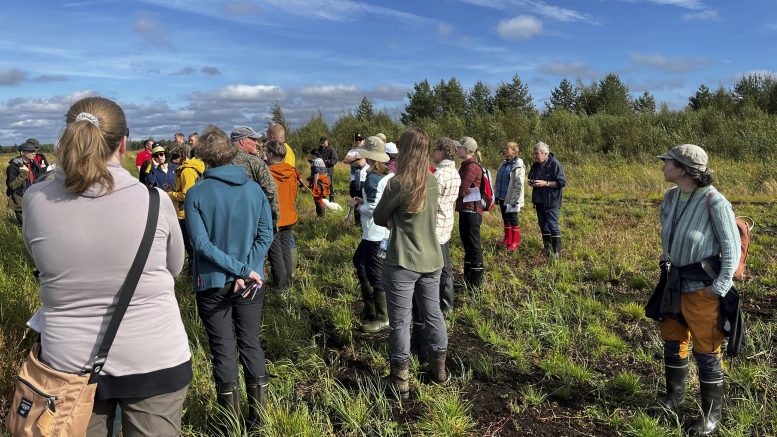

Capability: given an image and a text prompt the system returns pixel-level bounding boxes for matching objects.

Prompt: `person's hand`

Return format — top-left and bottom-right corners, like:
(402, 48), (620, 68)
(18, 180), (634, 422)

(348, 197), (363, 208)
(247, 271), (263, 288)
(233, 278), (246, 293)
(702, 286), (719, 300)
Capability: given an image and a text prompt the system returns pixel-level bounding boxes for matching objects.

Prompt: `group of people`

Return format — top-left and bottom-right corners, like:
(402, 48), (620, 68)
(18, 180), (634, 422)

(12, 95), (740, 437)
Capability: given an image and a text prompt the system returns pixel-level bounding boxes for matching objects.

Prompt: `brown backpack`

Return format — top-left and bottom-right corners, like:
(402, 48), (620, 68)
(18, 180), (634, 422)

(705, 191), (753, 281)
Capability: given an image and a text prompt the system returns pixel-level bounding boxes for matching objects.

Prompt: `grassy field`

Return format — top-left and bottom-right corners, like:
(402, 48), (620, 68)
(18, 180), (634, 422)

(0, 152), (775, 436)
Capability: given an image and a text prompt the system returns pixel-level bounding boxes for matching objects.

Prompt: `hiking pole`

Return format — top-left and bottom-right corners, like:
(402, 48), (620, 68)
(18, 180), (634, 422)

(343, 207), (352, 224)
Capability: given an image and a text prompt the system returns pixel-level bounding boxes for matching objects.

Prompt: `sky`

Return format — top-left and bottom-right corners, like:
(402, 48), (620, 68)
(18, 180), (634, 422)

(0, 0), (775, 144)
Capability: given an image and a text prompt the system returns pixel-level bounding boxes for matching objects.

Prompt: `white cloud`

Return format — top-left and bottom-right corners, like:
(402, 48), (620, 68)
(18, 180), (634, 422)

(438, 22), (454, 37)
(682, 10), (719, 21)
(497, 15), (543, 40)
(648, 0), (704, 9)
(630, 53), (711, 73)
(0, 83), (410, 144)
(459, 0), (598, 24)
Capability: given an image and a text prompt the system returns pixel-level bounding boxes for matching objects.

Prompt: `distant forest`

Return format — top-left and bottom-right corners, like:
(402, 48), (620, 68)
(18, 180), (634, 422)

(4, 73), (776, 162)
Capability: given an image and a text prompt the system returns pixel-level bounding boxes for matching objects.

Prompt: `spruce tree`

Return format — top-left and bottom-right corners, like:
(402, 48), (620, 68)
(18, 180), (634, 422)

(401, 79), (437, 125)
(466, 81), (494, 116)
(633, 91), (656, 113)
(546, 78), (578, 113)
(494, 74), (534, 114)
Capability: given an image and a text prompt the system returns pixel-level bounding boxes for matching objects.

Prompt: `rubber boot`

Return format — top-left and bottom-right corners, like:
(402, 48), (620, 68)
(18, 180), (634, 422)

(389, 358), (410, 400)
(329, 194), (335, 203)
(657, 364), (688, 412)
(315, 204), (325, 217)
(469, 263), (484, 289)
(216, 381), (240, 422)
(357, 273), (376, 322)
(423, 349), (448, 384)
(507, 226), (521, 251)
(498, 225), (511, 247)
(542, 233), (552, 256)
(550, 235), (561, 258)
(462, 262), (472, 288)
(439, 276), (455, 314)
(245, 376), (268, 430)
(690, 380), (724, 436)
(362, 288), (389, 333)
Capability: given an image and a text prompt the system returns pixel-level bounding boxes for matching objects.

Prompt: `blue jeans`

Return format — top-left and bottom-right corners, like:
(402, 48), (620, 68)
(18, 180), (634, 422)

(534, 204), (560, 236)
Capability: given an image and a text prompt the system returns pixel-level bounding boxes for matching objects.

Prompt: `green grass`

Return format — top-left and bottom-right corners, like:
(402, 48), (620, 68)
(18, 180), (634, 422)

(1, 154), (775, 435)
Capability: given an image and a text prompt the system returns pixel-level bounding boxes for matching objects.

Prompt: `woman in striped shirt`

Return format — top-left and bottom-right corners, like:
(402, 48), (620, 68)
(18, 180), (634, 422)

(656, 144), (740, 436)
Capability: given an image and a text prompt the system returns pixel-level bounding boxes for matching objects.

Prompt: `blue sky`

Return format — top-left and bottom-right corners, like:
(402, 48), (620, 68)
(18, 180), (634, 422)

(0, 0), (775, 144)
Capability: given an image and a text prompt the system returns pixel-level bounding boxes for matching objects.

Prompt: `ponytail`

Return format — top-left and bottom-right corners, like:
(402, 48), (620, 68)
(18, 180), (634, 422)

(57, 97), (127, 194)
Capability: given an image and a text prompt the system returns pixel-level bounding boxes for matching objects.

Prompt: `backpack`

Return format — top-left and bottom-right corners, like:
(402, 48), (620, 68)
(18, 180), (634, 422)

(705, 191), (753, 281)
(477, 164), (495, 212)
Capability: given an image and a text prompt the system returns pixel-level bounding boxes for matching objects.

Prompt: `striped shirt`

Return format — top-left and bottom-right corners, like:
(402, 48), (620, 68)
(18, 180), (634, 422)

(660, 185), (741, 297)
(433, 159), (462, 244)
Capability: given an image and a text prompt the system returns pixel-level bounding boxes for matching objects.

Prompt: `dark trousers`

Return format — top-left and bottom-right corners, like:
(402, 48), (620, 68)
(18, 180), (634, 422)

(268, 225), (293, 289)
(458, 211), (483, 265)
(440, 241), (452, 287)
(196, 283), (267, 389)
(349, 180), (361, 225)
(14, 210), (23, 225)
(534, 204), (560, 236)
(352, 239), (385, 289)
(178, 219), (192, 258)
(499, 203), (519, 226)
(326, 167), (335, 198)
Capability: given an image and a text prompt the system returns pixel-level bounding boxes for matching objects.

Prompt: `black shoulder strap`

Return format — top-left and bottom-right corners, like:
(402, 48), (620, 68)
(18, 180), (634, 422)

(89, 187), (160, 381)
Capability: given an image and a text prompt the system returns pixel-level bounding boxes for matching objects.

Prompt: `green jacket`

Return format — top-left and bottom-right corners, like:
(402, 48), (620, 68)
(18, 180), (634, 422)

(374, 173), (443, 273)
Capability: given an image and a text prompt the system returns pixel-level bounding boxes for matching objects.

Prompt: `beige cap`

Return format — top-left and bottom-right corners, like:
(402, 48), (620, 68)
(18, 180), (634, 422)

(356, 136), (390, 163)
(457, 136), (478, 152)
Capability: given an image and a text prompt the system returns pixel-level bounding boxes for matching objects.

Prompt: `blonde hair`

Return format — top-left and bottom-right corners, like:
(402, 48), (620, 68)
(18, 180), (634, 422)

(197, 125), (236, 167)
(506, 141), (519, 155)
(394, 128), (430, 214)
(57, 96), (127, 194)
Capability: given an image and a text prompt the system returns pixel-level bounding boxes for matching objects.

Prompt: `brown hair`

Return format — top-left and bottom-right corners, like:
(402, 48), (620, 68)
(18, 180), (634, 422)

(434, 137), (457, 161)
(57, 96), (127, 194)
(367, 160), (389, 176)
(394, 128), (430, 214)
(196, 125), (237, 167)
(266, 139), (286, 160)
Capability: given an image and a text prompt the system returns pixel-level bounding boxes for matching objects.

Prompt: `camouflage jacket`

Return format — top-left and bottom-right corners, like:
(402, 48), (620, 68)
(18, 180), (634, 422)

(232, 150), (280, 225)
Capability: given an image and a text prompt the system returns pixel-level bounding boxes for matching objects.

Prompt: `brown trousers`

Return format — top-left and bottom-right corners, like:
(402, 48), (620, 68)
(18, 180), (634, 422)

(660, 288), (724, 359)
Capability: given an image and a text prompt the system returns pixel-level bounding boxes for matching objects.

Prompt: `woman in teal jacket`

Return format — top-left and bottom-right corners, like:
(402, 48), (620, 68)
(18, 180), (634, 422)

(184, 126), (273, 429)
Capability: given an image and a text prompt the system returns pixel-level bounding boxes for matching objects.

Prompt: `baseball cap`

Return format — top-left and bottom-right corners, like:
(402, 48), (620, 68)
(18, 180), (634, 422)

(458, 136), (478, 153)
(19, 142), (36, 152)
(354, 133), (364, 142)
(230, 126), (262, 142)
(385, 142), (398, 154)
(25, 138), (40, 147)
(152, 145), (166, 155)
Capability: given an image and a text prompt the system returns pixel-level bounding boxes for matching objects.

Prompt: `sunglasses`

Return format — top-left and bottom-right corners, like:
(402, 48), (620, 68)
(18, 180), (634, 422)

(153, 153), (166, 158)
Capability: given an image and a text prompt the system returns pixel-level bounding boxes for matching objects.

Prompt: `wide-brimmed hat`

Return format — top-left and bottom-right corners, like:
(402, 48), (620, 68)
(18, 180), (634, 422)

(356, 136), (389, 163)
(657, 144), (709, 173)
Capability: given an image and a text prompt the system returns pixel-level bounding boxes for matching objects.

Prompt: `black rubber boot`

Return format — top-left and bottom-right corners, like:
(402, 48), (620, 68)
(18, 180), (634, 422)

(469, 263), (484, 289)
(423, 349), (448, 384)
(462, 262), (472, 287)
(542, 233), (552, 256)
(690, 380), (724, 436)
(216, 381), (240, 422)
(362, 289), (389, 333)
(389, 358), (410, 400)
(657, 364), (688, 412)
(245, 376), (269, 430)
(357, 273), (376, 322)
(439, 276), (455, 314)
(329, 194), (335, 203)
(550, 235), (561, 258)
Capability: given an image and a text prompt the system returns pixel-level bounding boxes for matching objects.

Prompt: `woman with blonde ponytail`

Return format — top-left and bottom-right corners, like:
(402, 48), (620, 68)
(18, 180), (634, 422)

(22, 96), (191, 436)
(373, 128), (447, 399)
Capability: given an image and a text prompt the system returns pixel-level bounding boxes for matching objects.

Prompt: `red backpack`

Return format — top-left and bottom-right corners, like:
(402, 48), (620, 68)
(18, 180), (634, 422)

(477, 164), (495, 212)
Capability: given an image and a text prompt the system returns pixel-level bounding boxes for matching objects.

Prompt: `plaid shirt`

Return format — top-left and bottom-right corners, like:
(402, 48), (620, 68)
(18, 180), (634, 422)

(433, 160), (461, 244)
(495, 158), (516, 200)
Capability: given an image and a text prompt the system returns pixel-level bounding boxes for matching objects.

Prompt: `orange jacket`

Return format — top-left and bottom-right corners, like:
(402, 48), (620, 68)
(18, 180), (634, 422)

(270, 162), (299, 227)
